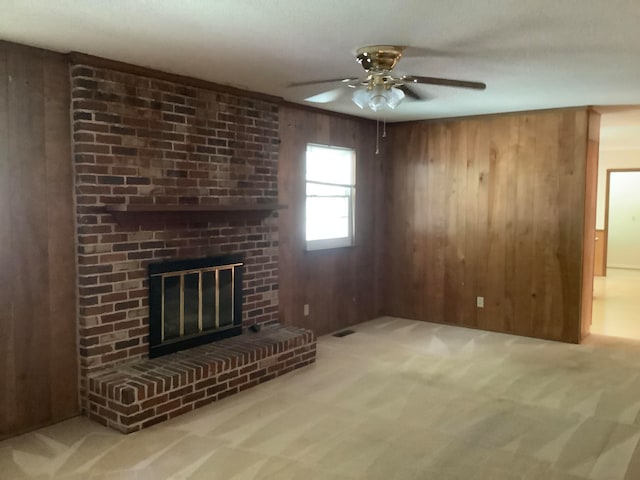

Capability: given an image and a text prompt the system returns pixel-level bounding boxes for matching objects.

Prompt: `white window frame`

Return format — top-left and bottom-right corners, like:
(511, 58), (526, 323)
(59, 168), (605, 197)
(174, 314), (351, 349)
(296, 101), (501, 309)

(305, 144), (356, 251)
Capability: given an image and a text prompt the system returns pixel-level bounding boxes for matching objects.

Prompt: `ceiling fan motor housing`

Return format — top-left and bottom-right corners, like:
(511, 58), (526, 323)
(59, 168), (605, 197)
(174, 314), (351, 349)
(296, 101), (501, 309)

(356, 45), (404, 73)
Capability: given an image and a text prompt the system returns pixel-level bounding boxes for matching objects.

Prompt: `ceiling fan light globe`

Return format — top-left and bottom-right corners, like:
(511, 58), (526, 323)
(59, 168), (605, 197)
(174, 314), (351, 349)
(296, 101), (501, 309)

(368, 93), (388, 111)
(387, 87), (405, 109)
(352, 88), (369, 109)
(351, 84), (406, 111)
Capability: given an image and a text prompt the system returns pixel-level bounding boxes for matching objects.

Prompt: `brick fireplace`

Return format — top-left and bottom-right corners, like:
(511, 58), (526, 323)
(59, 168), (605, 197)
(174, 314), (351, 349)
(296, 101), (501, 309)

(71, 60), (315, 431)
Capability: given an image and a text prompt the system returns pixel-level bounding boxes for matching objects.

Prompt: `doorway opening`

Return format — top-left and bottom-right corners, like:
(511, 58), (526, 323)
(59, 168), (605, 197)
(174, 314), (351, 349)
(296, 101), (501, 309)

(589, 108), (640, 340)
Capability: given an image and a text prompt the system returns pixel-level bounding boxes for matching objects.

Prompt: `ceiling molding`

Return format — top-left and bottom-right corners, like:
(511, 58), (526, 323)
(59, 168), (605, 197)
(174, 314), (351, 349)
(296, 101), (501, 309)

(68, 51), (284, 105)
(279, 100), (375, 124)
(387, 106), (590, 128)
(591, 105), (640, 115)
(68, 51), (373, 124)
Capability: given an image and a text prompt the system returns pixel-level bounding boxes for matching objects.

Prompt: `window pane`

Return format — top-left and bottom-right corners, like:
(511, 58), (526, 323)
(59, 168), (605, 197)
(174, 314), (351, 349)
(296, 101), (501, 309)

(306, 182), (349, 197)
(306, 197), (350, 241)
(306, 145), (354, 185)
(305, 144), (355, 249)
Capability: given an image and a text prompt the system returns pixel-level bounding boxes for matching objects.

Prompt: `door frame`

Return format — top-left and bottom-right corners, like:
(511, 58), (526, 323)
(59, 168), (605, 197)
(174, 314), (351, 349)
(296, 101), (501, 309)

(603, 168), (640, 273)
(580, 110), (600, 341)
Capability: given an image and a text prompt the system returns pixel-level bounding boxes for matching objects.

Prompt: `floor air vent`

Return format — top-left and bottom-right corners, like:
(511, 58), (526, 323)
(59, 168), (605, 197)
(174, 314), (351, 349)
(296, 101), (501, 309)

(333, 330), (355, 338)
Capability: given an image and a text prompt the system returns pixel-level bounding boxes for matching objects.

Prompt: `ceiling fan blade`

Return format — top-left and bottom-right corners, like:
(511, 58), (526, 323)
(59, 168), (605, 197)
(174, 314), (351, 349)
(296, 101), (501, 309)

(288, 77), (359, 88)
(401, 46), (456, 59)
(403, 75), (486, 90)
(304, 87), (345, 104)
(396, 84), (425, 101)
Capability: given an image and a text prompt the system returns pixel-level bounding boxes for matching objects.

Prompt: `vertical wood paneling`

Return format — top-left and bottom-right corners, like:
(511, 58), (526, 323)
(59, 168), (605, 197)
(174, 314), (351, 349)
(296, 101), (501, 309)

(502, 117), (519, 333)
(278, 106), (378, 336)
(530, 113), (558, 339)
(463, 120), (482, 329)
(0, 41), (78, 439)
(9, 42), (52, 431)
(44, 54), (78, 420)
(513, 115), (537, 335)
(423, 125), (443, 323)
(444, 122), (465, 326)
(470, 119), (490, 330)
(0, 41), (14, 437)
(382, 109), (590, 343)
(484, 116), (509, 332)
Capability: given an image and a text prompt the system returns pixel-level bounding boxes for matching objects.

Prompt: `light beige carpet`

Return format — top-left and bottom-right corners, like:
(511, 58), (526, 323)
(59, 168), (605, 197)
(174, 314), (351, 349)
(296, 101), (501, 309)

(2, 317), (640, 479)
(592, 268), (640, 340)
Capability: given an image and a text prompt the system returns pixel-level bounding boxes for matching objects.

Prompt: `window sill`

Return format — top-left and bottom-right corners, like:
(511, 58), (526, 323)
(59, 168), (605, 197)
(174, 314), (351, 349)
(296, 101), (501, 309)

(304, 244), (358, 255)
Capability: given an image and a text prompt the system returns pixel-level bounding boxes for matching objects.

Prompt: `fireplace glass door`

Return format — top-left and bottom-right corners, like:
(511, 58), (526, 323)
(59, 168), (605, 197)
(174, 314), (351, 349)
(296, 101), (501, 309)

(148, 255), (243, 357)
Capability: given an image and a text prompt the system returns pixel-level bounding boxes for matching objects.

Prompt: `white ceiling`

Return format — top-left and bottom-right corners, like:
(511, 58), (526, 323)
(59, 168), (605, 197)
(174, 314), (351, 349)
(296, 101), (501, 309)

(2, 0), (640, 122)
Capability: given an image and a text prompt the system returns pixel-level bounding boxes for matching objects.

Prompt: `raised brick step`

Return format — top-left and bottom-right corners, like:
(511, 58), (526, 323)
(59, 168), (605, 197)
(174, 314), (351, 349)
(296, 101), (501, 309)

(87, 325), (316, 433)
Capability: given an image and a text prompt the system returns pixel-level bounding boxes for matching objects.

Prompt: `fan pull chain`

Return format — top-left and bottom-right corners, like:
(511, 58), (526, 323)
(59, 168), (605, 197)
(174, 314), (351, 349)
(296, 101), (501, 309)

(383, 117), (387, 138)
(375, 116), (380, 155)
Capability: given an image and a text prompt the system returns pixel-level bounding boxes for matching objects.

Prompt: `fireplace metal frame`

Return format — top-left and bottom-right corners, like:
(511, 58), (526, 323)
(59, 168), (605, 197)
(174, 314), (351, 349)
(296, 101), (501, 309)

(148, 254), (243, 358)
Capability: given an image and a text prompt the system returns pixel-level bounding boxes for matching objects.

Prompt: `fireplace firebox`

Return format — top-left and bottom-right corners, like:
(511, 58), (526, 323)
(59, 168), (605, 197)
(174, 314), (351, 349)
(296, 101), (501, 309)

(148, 254), (243, 358)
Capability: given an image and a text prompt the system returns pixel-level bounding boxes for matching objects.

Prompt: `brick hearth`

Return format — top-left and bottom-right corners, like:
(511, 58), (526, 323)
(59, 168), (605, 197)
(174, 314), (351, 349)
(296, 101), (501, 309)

(87, 326), (316, 433)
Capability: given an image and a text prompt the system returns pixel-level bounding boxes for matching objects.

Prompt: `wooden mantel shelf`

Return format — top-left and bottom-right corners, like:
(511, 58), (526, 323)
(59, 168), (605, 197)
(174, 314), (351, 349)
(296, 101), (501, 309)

(104, 203), (286, 225)
(104, 203), (286, 213)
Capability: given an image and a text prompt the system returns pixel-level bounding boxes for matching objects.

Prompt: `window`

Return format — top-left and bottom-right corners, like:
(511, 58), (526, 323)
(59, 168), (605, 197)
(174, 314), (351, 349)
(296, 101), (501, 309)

(305, 144), (356, 251)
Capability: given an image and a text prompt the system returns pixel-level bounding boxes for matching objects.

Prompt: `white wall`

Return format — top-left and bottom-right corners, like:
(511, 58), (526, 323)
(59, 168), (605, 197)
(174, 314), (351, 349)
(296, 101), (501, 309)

(608, 171), (640, 269)
(596, 149), (640, 229)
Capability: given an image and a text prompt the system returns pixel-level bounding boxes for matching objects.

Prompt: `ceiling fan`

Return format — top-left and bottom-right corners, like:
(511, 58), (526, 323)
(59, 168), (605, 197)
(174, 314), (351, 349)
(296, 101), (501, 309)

(289, 45), (486, 112)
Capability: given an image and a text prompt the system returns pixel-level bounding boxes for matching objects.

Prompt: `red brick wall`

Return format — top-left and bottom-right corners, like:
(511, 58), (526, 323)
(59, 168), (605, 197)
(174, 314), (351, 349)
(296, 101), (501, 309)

(70, 63), (280, 405)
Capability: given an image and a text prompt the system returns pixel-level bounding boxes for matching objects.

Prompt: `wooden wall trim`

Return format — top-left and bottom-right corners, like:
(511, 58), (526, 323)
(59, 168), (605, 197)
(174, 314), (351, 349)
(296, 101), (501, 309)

(390, 106), (589, 127)
(594, 229), (606, 276)
(580, 110), (600, 340)
(591, 105), (640, 114)
(0, 40), (68, 61)
(279, 100), (376, 123)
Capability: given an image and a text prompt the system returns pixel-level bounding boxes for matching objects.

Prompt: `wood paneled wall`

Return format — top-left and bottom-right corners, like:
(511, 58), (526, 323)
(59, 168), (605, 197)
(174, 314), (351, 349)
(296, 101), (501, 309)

(380, 109), (591, 343)
(278, 106), (380, 336)
(0, 42), (78, 439)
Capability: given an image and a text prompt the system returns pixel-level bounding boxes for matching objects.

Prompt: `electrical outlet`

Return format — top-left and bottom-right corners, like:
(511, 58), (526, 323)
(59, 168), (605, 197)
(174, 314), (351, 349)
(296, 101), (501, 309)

(476, 296), (484, 308)
(304, 304), (309, 316)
